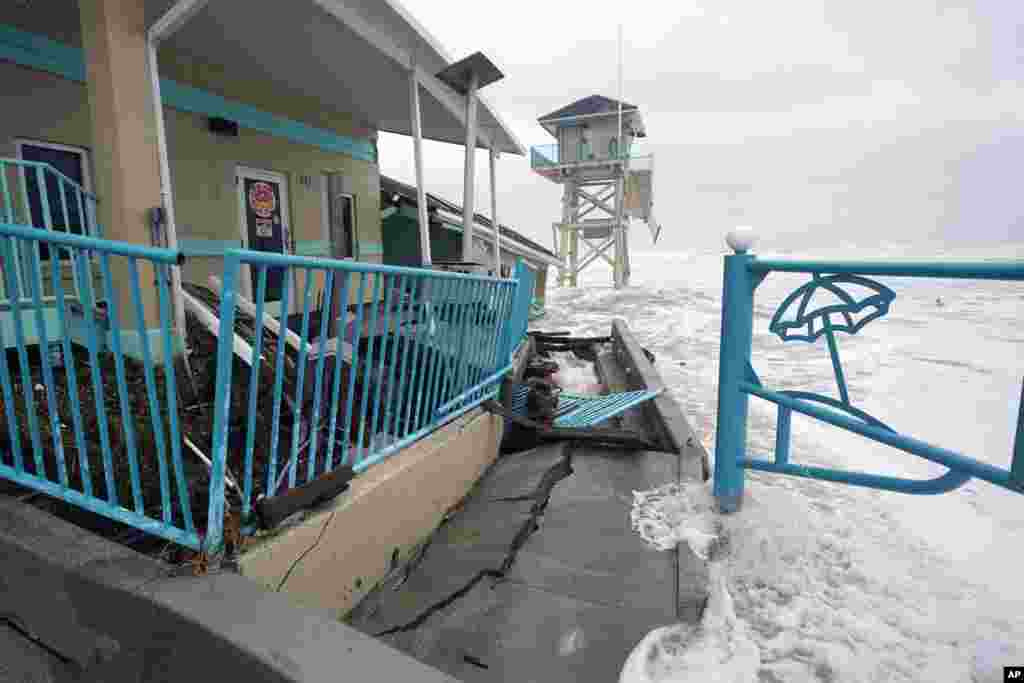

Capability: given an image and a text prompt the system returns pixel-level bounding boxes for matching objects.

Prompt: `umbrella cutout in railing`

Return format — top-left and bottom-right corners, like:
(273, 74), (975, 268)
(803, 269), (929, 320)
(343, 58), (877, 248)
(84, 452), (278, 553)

(769, 273), (896, 407)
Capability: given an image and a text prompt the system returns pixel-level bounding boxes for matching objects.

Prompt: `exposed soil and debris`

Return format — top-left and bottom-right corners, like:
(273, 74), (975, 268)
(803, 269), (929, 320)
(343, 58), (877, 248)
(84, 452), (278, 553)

(0, 283), (380, 562)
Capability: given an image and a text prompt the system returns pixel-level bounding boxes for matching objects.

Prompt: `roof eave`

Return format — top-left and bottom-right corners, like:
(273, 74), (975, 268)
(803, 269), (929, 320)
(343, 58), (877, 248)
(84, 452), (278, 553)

(381, 0), (526, 156)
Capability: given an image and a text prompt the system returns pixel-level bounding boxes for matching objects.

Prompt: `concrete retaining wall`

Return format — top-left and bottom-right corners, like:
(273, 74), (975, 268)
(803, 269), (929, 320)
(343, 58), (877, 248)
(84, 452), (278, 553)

(611, 318), (710, 482)
(0, 497), (457, 682)
(238, 408), (504, 616)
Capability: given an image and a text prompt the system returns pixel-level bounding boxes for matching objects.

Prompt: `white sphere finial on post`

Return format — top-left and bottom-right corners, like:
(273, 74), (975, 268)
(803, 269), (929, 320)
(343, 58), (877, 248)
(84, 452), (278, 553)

(726, 226), (757, 254)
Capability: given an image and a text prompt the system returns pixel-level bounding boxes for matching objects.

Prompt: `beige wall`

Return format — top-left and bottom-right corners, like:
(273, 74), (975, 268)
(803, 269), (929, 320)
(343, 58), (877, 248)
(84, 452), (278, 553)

(239, 408), (505, 617)
(164, 104), (381, 296)
(0, 60), (381, 305)
(0, 62), (94, 159)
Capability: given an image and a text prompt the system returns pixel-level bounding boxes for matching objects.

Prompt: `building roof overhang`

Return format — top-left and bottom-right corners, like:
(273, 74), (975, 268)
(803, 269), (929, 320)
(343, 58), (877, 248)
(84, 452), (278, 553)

(162, 0), (525, 154)
(4, 0), (525, 154)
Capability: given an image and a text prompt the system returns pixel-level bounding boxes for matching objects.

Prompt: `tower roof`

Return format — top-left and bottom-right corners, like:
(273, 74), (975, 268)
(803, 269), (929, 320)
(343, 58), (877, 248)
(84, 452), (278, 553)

(537, 95), (639, 124)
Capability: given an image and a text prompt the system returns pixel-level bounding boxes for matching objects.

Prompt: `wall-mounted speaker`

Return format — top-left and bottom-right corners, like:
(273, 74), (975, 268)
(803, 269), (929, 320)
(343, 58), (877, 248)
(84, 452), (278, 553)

(208, 117), (239, 137)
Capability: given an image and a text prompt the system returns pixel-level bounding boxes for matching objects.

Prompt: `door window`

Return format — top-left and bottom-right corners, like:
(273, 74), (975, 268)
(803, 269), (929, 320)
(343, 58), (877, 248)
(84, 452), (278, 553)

(239, 171), (289, 304)
(327, 175), (355, 259)
(18, 142), (91, 260)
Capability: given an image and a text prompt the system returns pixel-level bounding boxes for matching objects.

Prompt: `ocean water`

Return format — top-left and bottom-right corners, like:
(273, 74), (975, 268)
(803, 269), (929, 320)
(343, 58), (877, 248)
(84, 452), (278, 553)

(540, 241), (1024, 682)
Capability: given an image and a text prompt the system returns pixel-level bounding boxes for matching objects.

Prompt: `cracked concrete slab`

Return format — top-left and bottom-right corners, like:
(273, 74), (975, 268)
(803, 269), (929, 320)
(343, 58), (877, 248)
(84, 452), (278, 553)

(431, 499), (538, 555)
(504, 447), (678, 614)
(347, 446), (572, 638)
(545, 448), (678, 506)
(508, 498), (676, 617)
(348, 550), (506, 635)
(350, 444), (684, 680)
(470, 444), (570, 502)
(348, 494), (537, 635)
(393, 579), (675, 682)
(346, 321), (713, 680)
(0, 625), (62, 683)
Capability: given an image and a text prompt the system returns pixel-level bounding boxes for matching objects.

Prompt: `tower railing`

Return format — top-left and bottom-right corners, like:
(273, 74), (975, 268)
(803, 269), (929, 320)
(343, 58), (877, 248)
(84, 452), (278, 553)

(529, 144), (650, 173)
(713, 235), (1024, 512)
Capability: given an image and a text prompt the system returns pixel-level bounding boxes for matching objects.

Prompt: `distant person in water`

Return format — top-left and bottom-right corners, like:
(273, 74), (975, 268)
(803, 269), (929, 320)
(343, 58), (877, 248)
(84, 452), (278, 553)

(936, 297), (944, 307)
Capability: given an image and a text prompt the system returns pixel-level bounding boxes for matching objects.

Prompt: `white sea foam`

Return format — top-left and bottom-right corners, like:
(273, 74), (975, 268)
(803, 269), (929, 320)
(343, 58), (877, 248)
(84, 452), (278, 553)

(630, 483), (718, 558)
(543, 243), (1024, 682)
(619, 564), (760, 683)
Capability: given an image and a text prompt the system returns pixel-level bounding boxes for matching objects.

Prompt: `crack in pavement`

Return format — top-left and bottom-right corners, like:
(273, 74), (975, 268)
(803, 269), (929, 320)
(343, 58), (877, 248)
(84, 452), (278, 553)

(370, 447), (575, 637)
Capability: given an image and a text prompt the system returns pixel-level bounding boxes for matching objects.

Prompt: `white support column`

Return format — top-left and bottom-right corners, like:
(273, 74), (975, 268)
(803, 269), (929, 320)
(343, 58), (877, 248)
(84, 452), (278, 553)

(145, 43), (187, 340)
(489, 146), (500, 274)
(563, 179), (577, 287)
(612, 168), (626, 289)
(461, 73), (479, 263)
(409, 67), (431, 266)
(147, 0), (209, 347)
(568, 181), (579, 287)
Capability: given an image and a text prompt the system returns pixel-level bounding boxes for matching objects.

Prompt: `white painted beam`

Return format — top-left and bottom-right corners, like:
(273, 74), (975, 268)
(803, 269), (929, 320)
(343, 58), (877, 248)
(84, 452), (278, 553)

(146, 0), (210, 347)
(209, 275), (354, 363)
(182, 286), (254, 364)
(313, 0), (499, 150)
(489, 147), (500, 274)
(579, 236), (615, 269)
(148, 0), (209, 40)
(409, 68), (432, 266)
(461, 72), (479, 262)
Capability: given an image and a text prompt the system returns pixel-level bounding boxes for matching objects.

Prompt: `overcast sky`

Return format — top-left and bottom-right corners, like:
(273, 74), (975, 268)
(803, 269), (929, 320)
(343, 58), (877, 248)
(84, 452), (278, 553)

(378, 0), (1022, 253)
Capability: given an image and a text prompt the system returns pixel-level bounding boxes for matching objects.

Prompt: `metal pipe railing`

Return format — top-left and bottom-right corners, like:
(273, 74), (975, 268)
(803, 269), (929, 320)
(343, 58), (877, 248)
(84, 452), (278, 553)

(0, 222), (200, 548)
(713, 237), (1024, 512)
(208, 248), (529, 534)
(0, 220), (535, 552)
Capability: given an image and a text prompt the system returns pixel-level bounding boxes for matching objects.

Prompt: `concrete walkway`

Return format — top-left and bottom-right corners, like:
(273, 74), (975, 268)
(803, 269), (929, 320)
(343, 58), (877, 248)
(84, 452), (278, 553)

(347, 441), (708, 681)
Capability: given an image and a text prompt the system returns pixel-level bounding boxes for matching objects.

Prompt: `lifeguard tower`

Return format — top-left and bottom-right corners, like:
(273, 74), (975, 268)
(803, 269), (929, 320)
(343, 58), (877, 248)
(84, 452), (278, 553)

(530, 95), (659, 288)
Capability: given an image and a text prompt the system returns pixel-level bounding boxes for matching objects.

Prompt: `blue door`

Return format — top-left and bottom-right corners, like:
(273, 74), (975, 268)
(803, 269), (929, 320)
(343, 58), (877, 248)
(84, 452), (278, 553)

(20, 142), (90, 260)
(240, 171), (290, 309)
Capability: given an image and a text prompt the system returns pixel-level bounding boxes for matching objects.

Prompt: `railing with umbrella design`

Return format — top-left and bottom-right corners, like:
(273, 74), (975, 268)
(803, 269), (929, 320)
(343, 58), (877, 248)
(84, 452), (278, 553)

(713, 231), (1024, 513)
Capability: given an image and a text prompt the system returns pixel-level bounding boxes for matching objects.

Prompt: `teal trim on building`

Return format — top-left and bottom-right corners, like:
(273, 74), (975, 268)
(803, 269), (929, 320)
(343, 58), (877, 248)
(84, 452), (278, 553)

(359, 241), (384, 256)
(0, 25), (86, 82)
(114, 328), (183, 363)
(184, 238), (333, 259)
(179, 239), (241, 257)
(295, 240), (331, 257)
(0, 25), (376, 163)
(160, 81), (375, 162)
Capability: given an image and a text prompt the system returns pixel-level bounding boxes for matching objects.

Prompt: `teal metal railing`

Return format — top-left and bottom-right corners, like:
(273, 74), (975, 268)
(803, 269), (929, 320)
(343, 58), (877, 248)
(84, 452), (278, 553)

(507, 260), (535, 347)
(207, 249), (528, 537)
(713, 242), (1024, 512)
(0, 177), (532, 551)
(1, 158), (101, 307)
(0, 222), (204, 548)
